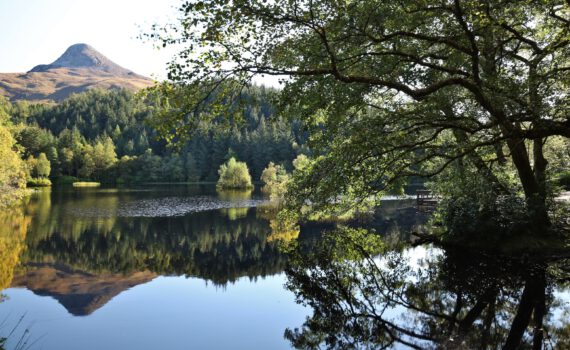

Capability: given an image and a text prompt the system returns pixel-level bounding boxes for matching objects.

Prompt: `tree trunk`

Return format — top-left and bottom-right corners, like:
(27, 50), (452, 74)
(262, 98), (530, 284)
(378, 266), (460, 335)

(506, 137), (550, 229)
(532, 269), (546, 350)
(503, 273), (544, 350)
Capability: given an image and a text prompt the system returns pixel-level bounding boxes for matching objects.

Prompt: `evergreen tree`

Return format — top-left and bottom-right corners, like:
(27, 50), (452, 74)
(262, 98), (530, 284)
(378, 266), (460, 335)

(162, 155), (185, 181)
(185, 154), (200, 182)
(4, 88), (303, 184)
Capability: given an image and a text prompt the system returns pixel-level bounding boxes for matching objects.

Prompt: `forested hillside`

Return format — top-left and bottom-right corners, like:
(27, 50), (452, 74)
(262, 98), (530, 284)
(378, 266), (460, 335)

(5, 87), (306, 184)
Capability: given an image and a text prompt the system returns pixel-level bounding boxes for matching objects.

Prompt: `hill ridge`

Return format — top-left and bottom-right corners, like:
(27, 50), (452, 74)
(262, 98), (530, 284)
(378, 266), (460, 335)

(0, 43), (154, 103)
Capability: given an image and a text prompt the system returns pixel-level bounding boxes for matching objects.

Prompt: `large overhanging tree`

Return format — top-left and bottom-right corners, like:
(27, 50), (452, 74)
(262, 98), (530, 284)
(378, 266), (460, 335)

(150, 0), (570, 230)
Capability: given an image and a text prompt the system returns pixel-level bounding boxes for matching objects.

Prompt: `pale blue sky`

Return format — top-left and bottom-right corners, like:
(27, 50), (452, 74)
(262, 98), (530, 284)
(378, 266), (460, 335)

(0, 0), (181, 79)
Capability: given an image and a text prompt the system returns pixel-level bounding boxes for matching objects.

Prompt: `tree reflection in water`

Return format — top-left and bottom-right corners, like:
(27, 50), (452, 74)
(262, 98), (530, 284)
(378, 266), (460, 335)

(3, 188), (570, 348)
(284, 228), (570, 349)
(0, 206), (29, 292)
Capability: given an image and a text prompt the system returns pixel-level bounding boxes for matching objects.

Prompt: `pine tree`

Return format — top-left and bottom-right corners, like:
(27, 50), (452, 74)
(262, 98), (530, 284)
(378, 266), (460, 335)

(185, 154), (200, 182)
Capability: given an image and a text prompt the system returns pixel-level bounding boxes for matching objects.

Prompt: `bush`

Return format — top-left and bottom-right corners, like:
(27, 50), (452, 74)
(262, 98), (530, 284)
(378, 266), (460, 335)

(260, 162), (289, 202)
(217, 157), (253, 190)
(438, 194), (532, 240)
(556, 171), (570, 190)
(26, 178), (52, 187)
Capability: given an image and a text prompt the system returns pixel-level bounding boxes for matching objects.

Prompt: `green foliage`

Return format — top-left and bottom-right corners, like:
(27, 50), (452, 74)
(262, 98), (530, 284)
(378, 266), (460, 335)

(26, 178), (52, 187)
(555, 171), (570, 191)
(4, 88), (304, 184)
(89, 136), (118, 180)
(437, 195), (533, 241)
(15, 125), (55, 158)
(185, 154), (200, 182)
(150, 0), (570, 231)
(0, 124), (27, 207)
(292, 154), (309, 171)
(544, 137), (570, 176)
(78, 147), (95, 179)
(260, 162), (289, 202)
(217, 157), (253, 190)
(35, 153), (51, 178)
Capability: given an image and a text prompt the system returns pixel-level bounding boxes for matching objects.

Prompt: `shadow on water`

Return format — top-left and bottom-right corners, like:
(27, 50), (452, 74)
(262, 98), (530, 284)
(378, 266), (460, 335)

(1, 186), (569, 349)
(283, 227), (570, 349)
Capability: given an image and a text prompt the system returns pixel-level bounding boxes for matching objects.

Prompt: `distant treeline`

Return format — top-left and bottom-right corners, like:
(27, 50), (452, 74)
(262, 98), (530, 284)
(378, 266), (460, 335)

(5, 87), (307, 184)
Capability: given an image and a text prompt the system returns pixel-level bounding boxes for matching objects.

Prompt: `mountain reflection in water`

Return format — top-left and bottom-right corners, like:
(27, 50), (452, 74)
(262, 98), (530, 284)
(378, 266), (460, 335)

(0, 186), (568, 349)
(7, 187), (289, 316)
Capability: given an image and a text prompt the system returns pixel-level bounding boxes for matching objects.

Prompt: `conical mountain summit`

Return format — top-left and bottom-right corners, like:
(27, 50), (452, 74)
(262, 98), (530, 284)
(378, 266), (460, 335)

(0, 43), (154, 102)
(29, 43), (136, 76)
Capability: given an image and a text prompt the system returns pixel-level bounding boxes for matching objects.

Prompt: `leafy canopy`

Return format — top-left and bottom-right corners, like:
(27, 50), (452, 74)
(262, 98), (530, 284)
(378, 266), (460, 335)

(151, 0), (570, 225)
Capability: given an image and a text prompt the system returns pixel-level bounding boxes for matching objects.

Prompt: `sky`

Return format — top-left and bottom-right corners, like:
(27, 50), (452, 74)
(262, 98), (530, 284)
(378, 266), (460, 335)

(0, 0), (181, 79)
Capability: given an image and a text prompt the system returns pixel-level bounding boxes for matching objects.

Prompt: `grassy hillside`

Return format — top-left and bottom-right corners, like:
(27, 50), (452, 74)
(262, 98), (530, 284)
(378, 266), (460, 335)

(0, 67), (153, 103)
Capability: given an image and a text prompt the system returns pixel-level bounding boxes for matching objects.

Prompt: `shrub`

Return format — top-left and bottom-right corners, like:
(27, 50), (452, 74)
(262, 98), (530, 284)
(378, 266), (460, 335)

(438, 194), (532, 240)
(26, 178), (52, 187)
(260, 162), (289, 201)
(216, 157), (253, 190)
(556, 171), (570, 190)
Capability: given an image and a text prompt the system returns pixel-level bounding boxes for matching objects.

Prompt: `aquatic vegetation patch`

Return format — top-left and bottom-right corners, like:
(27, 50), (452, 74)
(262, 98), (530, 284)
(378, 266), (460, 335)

(72, 182), (101, 187)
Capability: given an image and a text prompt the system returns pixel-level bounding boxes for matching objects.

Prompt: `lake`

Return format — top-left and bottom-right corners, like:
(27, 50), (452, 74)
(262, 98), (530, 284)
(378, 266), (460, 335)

(0, 185), (308, 350)
(1, 185), (569, 349)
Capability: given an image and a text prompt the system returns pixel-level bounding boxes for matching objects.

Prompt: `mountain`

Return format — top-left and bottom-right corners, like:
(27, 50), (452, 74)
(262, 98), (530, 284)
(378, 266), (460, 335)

(0, 44), (154, 103)
(29, 43), (139, 76)
(12, 263), (156, 316)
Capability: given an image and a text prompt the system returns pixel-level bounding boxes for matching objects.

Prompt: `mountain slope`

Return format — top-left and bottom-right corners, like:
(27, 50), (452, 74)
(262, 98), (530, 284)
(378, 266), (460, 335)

(0, 44), (154, 103)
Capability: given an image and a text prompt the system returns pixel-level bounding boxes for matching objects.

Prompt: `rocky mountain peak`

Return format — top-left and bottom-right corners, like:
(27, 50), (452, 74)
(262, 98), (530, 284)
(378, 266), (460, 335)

(29, 43), (135, 76)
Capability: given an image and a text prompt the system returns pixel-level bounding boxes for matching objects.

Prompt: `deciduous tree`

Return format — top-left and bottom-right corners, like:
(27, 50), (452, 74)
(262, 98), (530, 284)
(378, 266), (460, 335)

(151, 0), (570, 230)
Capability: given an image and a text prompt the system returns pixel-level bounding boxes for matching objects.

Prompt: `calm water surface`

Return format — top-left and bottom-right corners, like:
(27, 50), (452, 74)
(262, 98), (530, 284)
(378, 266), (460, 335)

(0, 185), (308, 350)
(2, 185), (568, 349)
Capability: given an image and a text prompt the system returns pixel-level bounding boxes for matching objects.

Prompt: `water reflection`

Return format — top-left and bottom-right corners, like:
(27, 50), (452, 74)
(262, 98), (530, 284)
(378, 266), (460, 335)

(1, 188), (422, 319)
(35, 186), (265, 218)
(0, 208), (29, 293)
(284, 229), (570, 349)
(3, 187), (565, 348)
(24, 206), (286, 280)
(0, 188), (271, 318)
